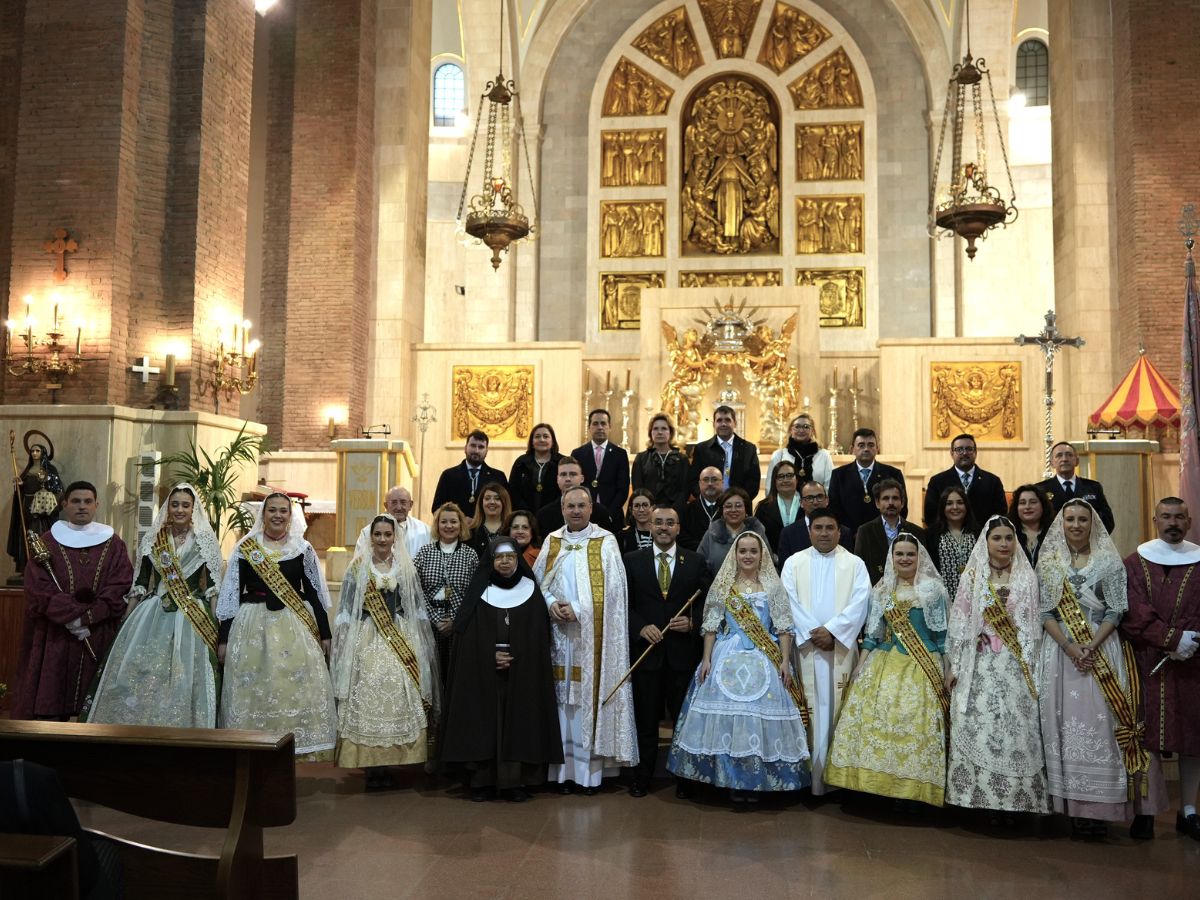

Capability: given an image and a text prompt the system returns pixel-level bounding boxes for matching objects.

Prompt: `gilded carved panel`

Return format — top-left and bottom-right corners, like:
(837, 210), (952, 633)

(930, 362), (1023, 442)
(632, 7), (703, 78)
(452, 366), (535, 441)
(681, 76), (780, 256)
(796, 123), (863, 181)
(603, 58), (675, 116)
(600, 272), (666, 331)
(796, 267), (865, 327)
(696, 0), (761, 58)
(788, 48), (863, 109)
(680, 270), (783, 287)
(601, 129), (667, 187)
(601, 201), (666, 257)
(795, 195), (863, 253)
(758, 3), (832, 74)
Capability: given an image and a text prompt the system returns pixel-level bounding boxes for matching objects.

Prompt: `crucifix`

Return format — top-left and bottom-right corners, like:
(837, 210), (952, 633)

(42, 228), (79, 283)
(130, 356), (161, 383)
(411, 394), (437, 511)
(1015, 309), (1085, 477)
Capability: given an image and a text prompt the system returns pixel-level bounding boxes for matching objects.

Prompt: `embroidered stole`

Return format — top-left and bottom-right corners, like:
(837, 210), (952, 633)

(151, 528), (218, 654)
(726, 588), (811, 730)
(982, 583), (1037, 699)
(363, 574), (430, 715)
(1055, 577), (1149, 790)
(241, 538), (321, 645)
(544, 535), (608, 713)
(882, 598), (949, 730)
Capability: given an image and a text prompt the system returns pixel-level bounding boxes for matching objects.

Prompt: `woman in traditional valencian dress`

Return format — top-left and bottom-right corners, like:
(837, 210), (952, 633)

(413, 503), (479, 687)
(668, 531), (810, 805)
(825, 534), (950, 807)
(85, 484), (223, 728)
(1036, 499), (1168, 839)
(217, 492), (336, 760)
(332, 514), (439, 791)
(945, 515), (1048, 815)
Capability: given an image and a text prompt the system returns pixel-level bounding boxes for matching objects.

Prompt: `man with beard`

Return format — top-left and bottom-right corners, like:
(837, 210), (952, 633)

(853, 479), (926, 585)
(432, 430), (508, 518)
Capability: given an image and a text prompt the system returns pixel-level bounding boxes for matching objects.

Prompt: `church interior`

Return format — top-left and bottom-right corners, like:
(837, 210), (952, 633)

(2, 0), (1199, 895)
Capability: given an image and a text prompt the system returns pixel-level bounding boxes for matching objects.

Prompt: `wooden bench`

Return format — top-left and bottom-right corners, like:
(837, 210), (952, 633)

(0, 720), (298, 900)
(0, 833), (79, 899)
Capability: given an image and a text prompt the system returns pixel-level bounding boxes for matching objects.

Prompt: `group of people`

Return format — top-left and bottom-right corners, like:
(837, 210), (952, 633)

(9, 406), (1199, 846)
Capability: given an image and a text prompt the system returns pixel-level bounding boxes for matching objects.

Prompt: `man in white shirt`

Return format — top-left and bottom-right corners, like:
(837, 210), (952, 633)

(780, 508), (870, 795)
(384, 486), (431, 558)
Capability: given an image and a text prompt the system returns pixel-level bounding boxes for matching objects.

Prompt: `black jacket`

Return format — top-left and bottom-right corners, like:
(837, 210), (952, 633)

(923, 466), (1007, 529)
(1035, 476), (1116, 534)
(624, 546), (711, 672)
(777, 517), (855, 567)
(631, 447), (690, 513)
(827, 461), (907, 535)
(431, 461), (508, 518)
(853, 518), (927, 585)
(688, 434), (761, 500)
(571, 441), (632, 518)
(507, 453), (565, 514)
(679, 497), (721, 551)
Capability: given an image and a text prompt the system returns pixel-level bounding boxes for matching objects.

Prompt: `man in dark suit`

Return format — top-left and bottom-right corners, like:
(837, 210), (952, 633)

(688, 406), (761, 500)
(921, 433), (1008, 528)
(431, 429), (508, 517)
(537, 456), (615, 535)
(855, 478), (926, 584)
(624, 503), (711, 797)
(1036, 441), (1116, 533)
(827, 427), (907, 535)
(680, 466), (724, 551)
(777, 479), (854, 565)
(572, 408), (631, 520)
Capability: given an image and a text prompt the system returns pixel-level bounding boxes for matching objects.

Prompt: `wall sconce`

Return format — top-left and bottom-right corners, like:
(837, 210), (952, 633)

(324, 404), (349, 439)
(197, 317), (260, 414)
(4, 293), (85, 403)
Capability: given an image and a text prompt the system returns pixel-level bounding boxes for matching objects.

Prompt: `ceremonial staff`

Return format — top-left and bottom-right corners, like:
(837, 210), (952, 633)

(602, 589), (701, 706)
(9, 429), (97, 662)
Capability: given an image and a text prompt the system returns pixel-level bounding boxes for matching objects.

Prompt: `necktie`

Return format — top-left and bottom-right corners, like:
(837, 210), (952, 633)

(468, 467), (479, 499)
(859, 468), (870, 488)
(594, 444), (604, 476)
(960, 470), (971, 491)
(657, 551), (671, 595)
(722, 441), (732, 488)
(1063, 480), (1075, 499)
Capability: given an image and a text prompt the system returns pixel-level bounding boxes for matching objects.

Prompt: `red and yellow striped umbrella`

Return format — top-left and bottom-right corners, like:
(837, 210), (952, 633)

(1089, 353), (1181, 429)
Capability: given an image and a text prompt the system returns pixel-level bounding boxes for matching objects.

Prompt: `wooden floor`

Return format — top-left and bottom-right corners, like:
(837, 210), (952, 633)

(75, 762), (1199, 899)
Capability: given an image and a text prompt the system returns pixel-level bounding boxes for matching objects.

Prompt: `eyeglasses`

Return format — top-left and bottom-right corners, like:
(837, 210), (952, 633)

(776, 472), (797, 480)
(792, 422), (812, 430)
(801, 494), (826, 502)
(952, 446), (976, 454)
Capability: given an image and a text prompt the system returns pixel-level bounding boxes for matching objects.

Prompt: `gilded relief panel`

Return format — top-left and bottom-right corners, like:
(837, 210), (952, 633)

(452, 366), (535, 441)
(796, 123), (863, 181)
(601, 129), (667, 187)
(603, 58), (675, 116)
(632, 7), (703, 78)
(600, 272), (666, 331)
(796, 267), (865, 327)
(601, 201), (666, 257)
(679, 270), (782, 287)
(696, 0), (761, 58)
(681, 76), (780, 256)
(758, 3), (832, 74)
(788, 48), (863, 109)
(930, 362), (1023, 442)
(795, 195), (863, 253)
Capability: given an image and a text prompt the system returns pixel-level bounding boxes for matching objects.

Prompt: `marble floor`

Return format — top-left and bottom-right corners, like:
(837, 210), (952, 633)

(76, 762), (1199, 900)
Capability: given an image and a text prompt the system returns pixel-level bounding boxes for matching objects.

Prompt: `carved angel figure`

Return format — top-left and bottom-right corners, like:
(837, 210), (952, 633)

(661, 322), (717, 438)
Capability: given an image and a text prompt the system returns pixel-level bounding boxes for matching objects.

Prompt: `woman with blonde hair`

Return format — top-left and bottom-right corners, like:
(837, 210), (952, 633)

(413, 502), (479, 686)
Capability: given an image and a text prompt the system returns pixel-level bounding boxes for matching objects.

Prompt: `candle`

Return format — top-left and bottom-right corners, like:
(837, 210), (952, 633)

(852, 366), (859, 391)
(164, 354), (176, 387)
(803, 394), (810, 409)
(625, 368), (631, 391)
(52, 303), (59, 330)
(606, 371), (611, 391)
(74, 325), (81, 356)
(241, 319), (249, 357)
(833, 365), (839, 388)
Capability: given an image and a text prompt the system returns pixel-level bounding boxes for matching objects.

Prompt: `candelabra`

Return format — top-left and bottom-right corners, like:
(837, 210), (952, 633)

(197, 320), (260, 415)
(581, 371), (594, 443)
(4, 297), (85, 404)
(620, 388), (635, 448)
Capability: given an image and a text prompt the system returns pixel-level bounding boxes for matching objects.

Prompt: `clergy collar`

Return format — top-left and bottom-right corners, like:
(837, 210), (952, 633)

(483, 576), (535, 608)
(1138, 538), (1200, 566)
(815, 545), (841, 558)
(562, 524), (594, 540)
(51, 520), (114, 549)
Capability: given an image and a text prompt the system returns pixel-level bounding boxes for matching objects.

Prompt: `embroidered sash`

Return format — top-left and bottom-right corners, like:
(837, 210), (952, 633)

(241, 538), (321, 645)
(982, 583), (1037, 699)
(151, 528), (219, 654)
(1055, 577), (1149, 789)
(363, 574), (430, 715)
(883, 598), (949, 731)
(726, 589), (811, 729)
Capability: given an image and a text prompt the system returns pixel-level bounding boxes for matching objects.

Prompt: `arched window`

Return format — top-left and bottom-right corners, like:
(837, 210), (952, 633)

(1015, 39), (1049, 106)
(432, 62), (466, 127)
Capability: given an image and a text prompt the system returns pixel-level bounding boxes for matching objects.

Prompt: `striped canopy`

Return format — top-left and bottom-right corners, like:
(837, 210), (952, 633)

(1089, 353), (1181, 429)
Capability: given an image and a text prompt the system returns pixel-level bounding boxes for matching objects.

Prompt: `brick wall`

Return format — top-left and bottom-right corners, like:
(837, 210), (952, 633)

(1112, 0), (1200, 384)
(0, 3), (24, 403)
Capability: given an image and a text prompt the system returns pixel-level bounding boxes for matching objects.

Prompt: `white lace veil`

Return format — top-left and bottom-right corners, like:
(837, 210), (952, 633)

(331, 513), (439, 716)
(216, 492), (330, 621)
(1035, 499), (1127, 615)
(864, 533), (948, 641)
(947, 515), (1041, 677)
(134, 483), (225, 595)
(701, 530), (793, 634)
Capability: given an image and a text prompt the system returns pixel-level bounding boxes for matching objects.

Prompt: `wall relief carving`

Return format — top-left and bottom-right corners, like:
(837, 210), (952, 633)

(632, 7), (703, 78)
(603, 58), (675, 116)
(758, 3), (832, 74)
(788, 48), (862, 109)
(795, 195), (863, 253)
(681, 76), (780, 256)
(600, 272), (666, 331)
(601, 129), (667, 187)
(452, 366), (535, 441)
(796, 267), (865, 327)
(680, 270), (782, 287)
(930, 362), (1023, 442)
(796, 123), (863, 181)
(696, 0), (762, 59)
(601, 201), (666, 257)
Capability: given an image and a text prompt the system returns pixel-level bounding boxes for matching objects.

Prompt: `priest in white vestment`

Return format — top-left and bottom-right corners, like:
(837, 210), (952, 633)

(533, 486), (638, 791)
(781, 508), (871, 794)
(385, 486), (432, 559)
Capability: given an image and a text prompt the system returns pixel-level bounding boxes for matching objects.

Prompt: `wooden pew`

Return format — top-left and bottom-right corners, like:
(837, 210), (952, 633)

(0, 833), (79, 899)
(0, 721), (298, 900)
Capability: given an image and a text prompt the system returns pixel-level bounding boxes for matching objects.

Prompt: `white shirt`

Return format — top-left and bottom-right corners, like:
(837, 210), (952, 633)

(652, 543), (677, 576)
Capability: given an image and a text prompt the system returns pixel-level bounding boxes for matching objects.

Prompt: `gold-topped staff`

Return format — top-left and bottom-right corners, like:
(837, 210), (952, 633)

(602, 589), (701, 706)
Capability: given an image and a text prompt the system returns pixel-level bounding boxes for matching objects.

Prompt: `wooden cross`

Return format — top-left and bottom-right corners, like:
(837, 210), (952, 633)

(130, 356), (160, 383)
(42, 228), (78, 283)
(1015, 309), (1085, 477)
